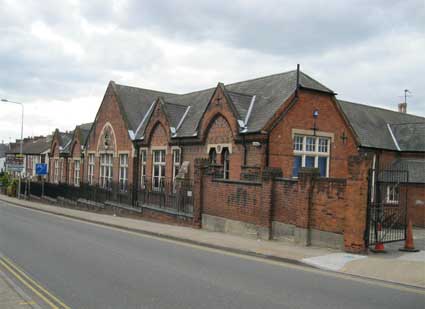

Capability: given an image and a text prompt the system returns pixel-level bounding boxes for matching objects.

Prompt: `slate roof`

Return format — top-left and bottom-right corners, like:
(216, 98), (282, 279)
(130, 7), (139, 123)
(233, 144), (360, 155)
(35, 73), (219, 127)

(22, 136), (52, 154)
(163, 102), (188, 129)
(391, 159), (425, 184)
(111, 70), (423, 152)
(337, 100), (425, 151)
(113, 83), (177, 133)
(76, 123), (93, 146)
(6, 137), (52, 155)
(58, 132), (74, 154)
(122, 70), (333, 139)
(390, 123), (425, 152)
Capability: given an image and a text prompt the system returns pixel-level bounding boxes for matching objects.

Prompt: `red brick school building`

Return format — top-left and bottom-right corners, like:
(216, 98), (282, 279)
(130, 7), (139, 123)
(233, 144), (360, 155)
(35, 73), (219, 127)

(11, 67), (424, 252)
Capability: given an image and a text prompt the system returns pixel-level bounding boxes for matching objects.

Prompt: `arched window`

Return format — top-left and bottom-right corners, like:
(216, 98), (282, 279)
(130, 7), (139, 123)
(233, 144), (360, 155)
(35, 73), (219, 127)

(222, 148), (230, 179)
(209, 148), (217, 165)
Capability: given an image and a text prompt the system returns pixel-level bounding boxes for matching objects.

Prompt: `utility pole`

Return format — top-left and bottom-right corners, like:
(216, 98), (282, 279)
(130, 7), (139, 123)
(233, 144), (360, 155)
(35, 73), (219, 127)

(1, 99), (24, 199)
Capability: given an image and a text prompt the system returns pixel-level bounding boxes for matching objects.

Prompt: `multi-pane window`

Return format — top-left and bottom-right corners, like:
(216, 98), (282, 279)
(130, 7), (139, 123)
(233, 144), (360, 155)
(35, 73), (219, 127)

(100, 154), (113, 189)
(306, 137), (316, 152)
(88, 154), (95, 185)
(74, 160), (80, 187)
(318, 138), (329, 153)
(119, 154), (129, 192)
(54, 159), (59, 183)
(60, 158), (65, 183)
(140, 150), (147, 188)
(293, 136), (303, 151)
(152, 150), (166, 190)
(386, 184), (399, 203)
(293, 135), (330, 177)
(209, 148), (217, 164)
(222, 148), (230, 179)
(172, 148), (181, 181)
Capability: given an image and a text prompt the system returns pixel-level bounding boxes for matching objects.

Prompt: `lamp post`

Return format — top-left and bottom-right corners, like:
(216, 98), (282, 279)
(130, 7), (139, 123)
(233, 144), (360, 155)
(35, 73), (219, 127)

(1, 98), (24, 199)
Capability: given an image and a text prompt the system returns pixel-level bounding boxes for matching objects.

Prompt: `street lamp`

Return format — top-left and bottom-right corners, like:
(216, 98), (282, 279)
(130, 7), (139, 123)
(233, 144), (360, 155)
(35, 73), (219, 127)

(1, 98), (24, 199)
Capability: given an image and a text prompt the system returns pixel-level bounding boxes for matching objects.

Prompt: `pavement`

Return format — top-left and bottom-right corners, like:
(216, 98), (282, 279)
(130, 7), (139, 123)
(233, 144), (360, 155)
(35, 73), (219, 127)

(0, 193), (424, 290)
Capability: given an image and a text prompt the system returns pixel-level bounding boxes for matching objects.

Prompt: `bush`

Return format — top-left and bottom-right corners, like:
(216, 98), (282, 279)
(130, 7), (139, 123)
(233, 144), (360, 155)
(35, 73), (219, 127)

(6, 178), (18, 197)
(0, 173), (11, 191)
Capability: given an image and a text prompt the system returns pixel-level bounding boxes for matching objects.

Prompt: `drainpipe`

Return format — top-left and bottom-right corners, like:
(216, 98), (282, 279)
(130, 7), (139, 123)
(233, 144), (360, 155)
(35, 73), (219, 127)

(133, 143), (140, 207)
(295, 64), (300, 98)
(242, 134), (247, 166)
(265, 132), (270, 167)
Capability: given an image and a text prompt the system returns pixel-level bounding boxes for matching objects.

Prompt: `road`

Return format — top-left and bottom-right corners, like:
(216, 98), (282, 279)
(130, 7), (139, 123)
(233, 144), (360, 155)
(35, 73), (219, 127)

(0, 201), (423, 309)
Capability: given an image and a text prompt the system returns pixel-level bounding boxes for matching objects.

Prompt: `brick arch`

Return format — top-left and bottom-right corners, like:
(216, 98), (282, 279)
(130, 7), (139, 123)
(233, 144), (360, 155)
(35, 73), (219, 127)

(70, 139), (80, 157)
(201, 112), (236, 144)
(146, 121), (169, 146)
(96, 122), (117, 154)
(51, 141), (58, 157)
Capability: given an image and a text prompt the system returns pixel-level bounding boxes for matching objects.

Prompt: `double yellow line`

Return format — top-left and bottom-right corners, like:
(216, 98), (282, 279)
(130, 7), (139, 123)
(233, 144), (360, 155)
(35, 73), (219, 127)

(0, 255), (70, 309)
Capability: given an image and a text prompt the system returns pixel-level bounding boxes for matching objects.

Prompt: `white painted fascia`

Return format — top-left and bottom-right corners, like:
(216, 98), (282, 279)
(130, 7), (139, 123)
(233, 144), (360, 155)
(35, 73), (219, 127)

(176, 106), (191, 133)
(387, 123), (401, 151)
(128, 130), (135, 140)
(134, 100), (156, 138)
(244, 95), (256, 127)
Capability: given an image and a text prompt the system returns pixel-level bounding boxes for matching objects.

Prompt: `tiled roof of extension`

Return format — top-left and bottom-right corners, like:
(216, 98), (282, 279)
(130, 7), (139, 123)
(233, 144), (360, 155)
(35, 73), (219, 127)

(337, 100), (425, 151)
(391, 159), (425, 184)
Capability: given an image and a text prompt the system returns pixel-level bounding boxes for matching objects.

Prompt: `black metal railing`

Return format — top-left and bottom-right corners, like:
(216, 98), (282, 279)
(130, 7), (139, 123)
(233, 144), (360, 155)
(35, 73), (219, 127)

(365, 166), (409, 246)
(138, 177), (193, 214)
(22, 178), (194, 216)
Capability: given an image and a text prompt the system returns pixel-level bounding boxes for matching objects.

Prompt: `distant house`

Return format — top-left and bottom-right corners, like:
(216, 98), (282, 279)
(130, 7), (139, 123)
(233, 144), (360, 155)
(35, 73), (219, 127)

(6, 136), (52, 179)
(0, 142), (8, 173)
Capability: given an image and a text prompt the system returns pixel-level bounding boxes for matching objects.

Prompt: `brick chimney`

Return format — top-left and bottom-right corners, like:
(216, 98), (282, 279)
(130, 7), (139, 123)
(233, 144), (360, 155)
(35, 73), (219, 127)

(398, 102), (407, 113)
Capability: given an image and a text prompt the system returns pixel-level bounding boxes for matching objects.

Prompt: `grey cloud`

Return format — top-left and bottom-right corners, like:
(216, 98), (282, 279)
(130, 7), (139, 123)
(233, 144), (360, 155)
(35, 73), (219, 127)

(0, 0), (424, 142)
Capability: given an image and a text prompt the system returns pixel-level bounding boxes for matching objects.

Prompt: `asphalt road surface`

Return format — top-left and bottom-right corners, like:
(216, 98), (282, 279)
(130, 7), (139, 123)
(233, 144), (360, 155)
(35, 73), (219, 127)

(0, 201), (423, 309)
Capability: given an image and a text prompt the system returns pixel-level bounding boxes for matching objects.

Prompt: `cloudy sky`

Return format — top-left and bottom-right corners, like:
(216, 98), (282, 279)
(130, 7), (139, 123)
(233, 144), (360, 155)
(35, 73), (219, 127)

(0, 0), (424, 143)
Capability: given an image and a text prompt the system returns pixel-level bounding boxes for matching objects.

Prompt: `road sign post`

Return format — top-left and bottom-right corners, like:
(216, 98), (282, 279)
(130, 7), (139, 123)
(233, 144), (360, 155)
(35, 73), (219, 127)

(36, 163), (48, 198)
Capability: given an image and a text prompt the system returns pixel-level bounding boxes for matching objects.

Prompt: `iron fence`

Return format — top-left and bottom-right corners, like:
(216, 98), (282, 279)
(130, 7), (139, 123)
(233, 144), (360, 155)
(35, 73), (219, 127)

(138, 177), (193, 214)
(21, 178), (193, 216)
(365, 166), (409, 246)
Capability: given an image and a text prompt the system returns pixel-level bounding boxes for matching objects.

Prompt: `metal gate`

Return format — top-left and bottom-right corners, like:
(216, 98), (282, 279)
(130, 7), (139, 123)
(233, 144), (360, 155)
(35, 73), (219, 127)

(365, 166), (409, 247)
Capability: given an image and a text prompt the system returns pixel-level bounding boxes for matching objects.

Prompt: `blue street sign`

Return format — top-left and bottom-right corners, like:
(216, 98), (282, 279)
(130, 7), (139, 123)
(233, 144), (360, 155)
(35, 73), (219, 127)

(35, 163), (48, 175)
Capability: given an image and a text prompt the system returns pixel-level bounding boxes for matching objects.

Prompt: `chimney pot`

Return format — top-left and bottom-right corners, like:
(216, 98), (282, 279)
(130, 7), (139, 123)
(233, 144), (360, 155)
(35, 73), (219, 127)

(398, 102), (407, 113)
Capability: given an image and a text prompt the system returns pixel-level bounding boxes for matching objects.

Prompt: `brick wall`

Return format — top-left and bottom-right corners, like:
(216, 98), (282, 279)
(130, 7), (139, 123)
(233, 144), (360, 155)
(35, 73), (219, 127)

(269, 90), (359, 178)
(408, 184), (425, 227)
(195, 160), (369, 252)
(202, 176), (266, 227)
(85, 83), (134, 186)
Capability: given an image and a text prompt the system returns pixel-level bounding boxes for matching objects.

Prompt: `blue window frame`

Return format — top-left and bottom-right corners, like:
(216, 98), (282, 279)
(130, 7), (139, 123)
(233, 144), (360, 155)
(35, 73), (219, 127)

(292, 156), (302, 177)
(318, 157), (328, 177)
(305, 156), (315, 168)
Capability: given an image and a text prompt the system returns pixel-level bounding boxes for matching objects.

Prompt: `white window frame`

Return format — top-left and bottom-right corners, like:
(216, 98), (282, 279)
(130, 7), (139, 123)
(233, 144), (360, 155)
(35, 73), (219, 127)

(100, 153), (113, 189)
(74, 159), (80, 187)
(88, 154), (95, 185)
(222, 147), (230, 179)
(172, 148), (181, 181)
(119, 154), (129, 192)
(60, 158), (65, 183)
(140, 149), (147, 188)
(152, 149), (166, 191)
(54, 159), (59, 183)
(293, 135), (330, 177)
(386, 184), (399, 204)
